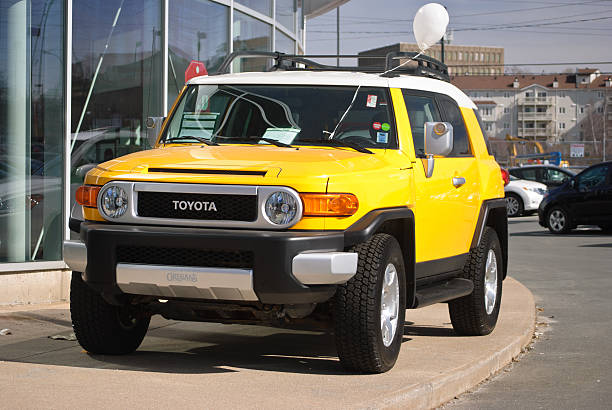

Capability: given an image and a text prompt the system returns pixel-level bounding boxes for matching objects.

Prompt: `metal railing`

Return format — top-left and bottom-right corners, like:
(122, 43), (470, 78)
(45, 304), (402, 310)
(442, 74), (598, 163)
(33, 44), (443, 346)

(518, 112), (554, 120)
(518, 96), (554, 104)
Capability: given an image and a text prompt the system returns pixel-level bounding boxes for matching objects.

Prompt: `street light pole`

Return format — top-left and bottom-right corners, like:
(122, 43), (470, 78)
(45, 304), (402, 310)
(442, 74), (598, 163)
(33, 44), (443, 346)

(604, 95), (607, 162)
(336, 7), (340, 67)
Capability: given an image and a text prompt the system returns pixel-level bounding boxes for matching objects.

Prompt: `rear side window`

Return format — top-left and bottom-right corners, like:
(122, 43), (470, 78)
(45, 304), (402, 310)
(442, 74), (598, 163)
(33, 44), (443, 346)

(519, 168), (538, 182)
(401, 92), (441, 156)
(509, 169), (522, 179)
(437, 96), (471, 156)
(473, 109), (491, 155)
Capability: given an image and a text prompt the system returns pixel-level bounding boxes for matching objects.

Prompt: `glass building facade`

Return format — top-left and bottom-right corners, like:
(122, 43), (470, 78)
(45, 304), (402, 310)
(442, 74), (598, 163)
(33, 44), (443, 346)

(0, 0), (310, 270)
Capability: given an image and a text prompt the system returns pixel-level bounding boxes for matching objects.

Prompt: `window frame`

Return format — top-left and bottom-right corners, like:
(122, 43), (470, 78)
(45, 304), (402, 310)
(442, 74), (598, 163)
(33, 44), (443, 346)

(401, 89), (474, 158)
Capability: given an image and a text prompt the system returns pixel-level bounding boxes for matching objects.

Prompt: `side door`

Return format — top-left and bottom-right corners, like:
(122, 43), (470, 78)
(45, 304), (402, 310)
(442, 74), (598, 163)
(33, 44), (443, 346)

(572, 163), (612, 224)
(401, 90), (481, 278)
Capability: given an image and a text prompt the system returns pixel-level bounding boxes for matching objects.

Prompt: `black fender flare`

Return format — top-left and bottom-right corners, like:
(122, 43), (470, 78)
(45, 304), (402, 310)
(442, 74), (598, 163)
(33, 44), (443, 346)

(344, 207), (416, 310)
(470, 198), (509, 279)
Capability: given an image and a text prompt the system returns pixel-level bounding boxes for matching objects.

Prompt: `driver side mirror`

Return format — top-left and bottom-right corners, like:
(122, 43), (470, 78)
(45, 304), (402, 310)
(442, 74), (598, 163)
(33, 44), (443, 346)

(146, 116), (166, 147)
(569, 178), (576, 189)
(423, 122), (453, 178)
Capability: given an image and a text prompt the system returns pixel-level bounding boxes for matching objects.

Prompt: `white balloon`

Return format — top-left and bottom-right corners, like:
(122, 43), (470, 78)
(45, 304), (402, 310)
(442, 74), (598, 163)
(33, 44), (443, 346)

(413, 3), (449, 52)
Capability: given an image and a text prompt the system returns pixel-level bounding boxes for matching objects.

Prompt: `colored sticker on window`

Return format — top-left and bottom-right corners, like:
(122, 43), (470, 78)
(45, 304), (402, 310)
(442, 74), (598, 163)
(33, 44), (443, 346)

(373, 122), (382, 130)
(376, 132), (388, 144)
(381, 122), (391, 131)
(366, 95), (378, 108)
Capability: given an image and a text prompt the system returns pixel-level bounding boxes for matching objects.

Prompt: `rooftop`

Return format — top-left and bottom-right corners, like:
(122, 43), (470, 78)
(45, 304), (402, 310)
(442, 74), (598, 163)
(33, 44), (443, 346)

(451, 71), (612, 90)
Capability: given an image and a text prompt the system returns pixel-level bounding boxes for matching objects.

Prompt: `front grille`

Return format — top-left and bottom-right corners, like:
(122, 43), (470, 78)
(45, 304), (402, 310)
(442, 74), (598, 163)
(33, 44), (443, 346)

(116, 246), (253, 269)
(137, 191), (257, 221)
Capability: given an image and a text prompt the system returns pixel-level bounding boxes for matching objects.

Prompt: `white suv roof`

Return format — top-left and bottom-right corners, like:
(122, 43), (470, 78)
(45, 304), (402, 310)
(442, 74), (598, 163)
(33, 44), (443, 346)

(189, 71), (476, 110)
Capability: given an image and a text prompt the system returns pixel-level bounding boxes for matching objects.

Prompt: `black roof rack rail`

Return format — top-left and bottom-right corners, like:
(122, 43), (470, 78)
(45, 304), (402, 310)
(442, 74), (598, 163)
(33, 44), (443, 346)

(214, 51), (450, 82)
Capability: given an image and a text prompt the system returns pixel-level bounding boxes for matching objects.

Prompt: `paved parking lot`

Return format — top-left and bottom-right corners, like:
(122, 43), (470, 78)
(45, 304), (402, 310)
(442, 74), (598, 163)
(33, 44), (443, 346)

(449, 216), (612, 409)
(4, 215), (606, 408)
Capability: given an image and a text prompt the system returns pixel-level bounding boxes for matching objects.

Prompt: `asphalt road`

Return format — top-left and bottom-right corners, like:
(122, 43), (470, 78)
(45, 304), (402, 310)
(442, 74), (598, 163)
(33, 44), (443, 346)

(449, 216), (612, 409)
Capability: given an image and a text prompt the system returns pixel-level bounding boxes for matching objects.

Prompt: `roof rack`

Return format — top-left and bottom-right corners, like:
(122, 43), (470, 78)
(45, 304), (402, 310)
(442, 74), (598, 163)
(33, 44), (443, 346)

(214, 51), (450, 82)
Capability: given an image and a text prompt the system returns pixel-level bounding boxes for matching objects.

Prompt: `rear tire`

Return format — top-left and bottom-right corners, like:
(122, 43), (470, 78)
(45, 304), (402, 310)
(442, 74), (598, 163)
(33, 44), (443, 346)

(70, 272), (150, 354)
(333, 233), (406, 373)
(505, 193), (523, 217)
(449, 227), (503, 336)
(547, 206), (571, 234)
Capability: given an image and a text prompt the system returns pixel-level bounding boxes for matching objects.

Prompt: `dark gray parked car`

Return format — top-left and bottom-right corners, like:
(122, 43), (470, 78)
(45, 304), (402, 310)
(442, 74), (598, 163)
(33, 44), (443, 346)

(509, 165), (574, 189)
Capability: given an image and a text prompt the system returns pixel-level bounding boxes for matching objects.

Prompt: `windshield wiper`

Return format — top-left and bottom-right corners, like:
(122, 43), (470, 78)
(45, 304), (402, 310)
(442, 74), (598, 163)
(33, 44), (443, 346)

(325, 139), (373, 154)
(165, 135), (218, 146)
(212, 136), (294, 148)
(297, 138), (373, 154)
(259, 138), (293, 148)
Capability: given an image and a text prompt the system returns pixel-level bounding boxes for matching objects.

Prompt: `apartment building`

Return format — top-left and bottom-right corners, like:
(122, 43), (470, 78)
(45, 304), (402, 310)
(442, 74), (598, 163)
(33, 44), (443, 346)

(358, 42), (504, 75)
(452, 69), (612, 165)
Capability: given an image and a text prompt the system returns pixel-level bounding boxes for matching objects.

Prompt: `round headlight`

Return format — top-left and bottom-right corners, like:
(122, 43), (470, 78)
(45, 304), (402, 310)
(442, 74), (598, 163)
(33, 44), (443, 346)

(100, 186), (128, 218)
(264, 191), (298, 225)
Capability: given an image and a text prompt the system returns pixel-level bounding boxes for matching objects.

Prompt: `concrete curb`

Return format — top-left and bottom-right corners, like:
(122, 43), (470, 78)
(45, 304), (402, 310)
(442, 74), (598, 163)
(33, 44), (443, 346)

(0, 277), (535, 409)
(368, 278), (536, 409)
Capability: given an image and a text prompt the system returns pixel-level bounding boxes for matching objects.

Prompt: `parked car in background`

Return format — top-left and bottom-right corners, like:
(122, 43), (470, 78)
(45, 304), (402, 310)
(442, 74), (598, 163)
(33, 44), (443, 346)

(539, 161), (612, 234)
(509, 164), (574, 189)
(505, 175), (547, 217)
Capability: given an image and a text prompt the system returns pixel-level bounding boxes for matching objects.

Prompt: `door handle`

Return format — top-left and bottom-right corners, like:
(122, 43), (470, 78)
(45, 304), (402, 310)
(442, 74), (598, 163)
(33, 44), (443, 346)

(452, 177), (466, 187)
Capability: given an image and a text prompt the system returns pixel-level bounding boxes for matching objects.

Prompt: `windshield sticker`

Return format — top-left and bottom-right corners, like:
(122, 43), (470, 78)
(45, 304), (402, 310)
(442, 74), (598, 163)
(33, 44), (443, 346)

(366, 95), (378, 108)
(377, 132), (388, 144)
(373, 122), (382, 130)
(260, 127), (301, 145)
(381, 122), (391, 132)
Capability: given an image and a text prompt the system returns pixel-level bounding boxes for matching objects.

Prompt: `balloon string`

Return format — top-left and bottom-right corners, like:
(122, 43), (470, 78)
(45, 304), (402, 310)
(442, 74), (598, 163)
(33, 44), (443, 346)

(328, 50), (424, 140)
(380, 51), (424, 77)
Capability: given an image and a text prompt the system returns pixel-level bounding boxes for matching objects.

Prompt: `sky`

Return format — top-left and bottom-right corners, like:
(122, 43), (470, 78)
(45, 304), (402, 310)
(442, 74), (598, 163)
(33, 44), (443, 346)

(305, 0), (612, 74)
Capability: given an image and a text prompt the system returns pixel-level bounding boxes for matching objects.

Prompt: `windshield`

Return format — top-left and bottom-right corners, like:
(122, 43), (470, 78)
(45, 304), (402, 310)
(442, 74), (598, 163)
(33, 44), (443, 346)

(163, 84), (397, 149)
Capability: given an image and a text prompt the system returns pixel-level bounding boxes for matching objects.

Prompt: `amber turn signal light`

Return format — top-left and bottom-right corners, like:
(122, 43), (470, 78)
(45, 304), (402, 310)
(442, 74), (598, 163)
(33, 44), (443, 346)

(76, 185), (101, 208)
(300, 193), (358, 217)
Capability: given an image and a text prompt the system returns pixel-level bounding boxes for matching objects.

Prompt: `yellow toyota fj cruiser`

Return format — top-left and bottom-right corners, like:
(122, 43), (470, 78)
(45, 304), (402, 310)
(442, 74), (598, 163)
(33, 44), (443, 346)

(64, 52), (507, 373)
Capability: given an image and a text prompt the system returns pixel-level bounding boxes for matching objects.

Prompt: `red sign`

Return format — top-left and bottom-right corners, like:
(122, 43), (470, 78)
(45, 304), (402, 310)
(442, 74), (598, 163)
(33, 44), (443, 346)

(372, 122), (382, 130)
(185, 60), (208, 83)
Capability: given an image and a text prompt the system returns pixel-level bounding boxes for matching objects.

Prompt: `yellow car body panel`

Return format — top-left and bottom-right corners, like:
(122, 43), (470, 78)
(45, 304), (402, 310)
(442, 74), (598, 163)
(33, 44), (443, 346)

(81, 86), (503, 264)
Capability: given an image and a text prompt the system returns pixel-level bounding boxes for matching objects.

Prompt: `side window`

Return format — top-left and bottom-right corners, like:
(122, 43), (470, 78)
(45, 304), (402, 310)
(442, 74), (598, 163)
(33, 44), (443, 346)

(401, 91), (441, 156)
(520, 168), (537, 182)
(545, 169), (570, 184)
(473, 109), (490, 154)
(437, 96), (471, 156)
(577, 165), (610, 191)
(509, 169), (523, 179)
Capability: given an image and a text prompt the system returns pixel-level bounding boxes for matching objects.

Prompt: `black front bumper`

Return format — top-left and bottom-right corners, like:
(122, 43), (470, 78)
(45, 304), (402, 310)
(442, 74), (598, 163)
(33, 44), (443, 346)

(78, 221), (344, 305)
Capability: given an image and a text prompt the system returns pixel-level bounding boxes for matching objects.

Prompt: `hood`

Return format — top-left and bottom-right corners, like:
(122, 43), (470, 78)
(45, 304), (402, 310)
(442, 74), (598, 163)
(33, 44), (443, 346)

(97, 145), (390, 178)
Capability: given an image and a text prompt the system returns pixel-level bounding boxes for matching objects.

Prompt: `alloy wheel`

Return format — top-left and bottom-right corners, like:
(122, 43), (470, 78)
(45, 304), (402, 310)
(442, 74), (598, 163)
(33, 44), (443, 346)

(380, 263), (400, 347)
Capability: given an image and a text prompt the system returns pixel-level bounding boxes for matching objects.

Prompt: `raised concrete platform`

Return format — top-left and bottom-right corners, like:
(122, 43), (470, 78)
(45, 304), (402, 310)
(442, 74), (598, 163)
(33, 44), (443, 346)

(0, 277), (534, 409)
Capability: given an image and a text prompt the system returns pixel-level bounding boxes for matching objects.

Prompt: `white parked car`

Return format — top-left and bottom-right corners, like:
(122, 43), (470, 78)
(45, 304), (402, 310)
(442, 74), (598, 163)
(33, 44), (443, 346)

(505, 176), (547, 217)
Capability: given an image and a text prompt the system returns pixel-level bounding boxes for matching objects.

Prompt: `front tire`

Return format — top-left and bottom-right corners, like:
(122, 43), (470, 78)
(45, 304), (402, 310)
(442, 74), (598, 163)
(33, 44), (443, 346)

(547, 206), (571, 234)
(505, 193), (523, 217)
(333, 233), (406, 373)
(70, 272), (150, 354)
(449, 227), (503, 336)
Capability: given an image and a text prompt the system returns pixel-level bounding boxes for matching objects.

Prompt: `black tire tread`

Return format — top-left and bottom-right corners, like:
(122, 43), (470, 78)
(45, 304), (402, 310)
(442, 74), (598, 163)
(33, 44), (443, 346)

(449, 227), (501, 336)
(70, 272), (150, 355)
(334, 233), (402, 373)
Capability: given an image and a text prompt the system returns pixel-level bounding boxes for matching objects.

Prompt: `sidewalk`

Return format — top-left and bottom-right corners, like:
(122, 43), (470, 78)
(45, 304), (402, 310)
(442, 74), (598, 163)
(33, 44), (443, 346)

(0, 277), (534, 409)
